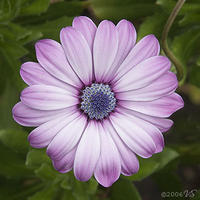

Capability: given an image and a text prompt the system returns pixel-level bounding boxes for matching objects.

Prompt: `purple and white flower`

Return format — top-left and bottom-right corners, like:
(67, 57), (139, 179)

(12, 16), (184, 187)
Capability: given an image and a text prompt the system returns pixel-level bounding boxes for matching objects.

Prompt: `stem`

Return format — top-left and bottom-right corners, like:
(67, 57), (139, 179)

(161, 0), (185, 81)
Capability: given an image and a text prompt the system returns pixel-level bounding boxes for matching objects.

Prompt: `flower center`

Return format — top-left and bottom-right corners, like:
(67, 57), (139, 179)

(80, 83), (116, 120)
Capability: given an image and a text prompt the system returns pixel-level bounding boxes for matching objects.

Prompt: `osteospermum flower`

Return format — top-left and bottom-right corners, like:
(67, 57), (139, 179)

(12, 16), (184, 187)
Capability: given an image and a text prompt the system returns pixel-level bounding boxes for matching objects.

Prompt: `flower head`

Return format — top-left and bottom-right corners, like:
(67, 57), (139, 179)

(12, 16), (184, 187)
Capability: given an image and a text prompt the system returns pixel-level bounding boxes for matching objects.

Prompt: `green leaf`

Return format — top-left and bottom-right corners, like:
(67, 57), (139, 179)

(179, 13), (200, 26)
(125, 148), (179, 181)
(29, 16), (73, 41)
(172, 28), (200, 62)
(0, 143), (32, 178)
(157, 0), (200, 15)
(28, 184), (58, 200)
(0, 84), (21, 129)
(0, 129), (29, 154)
(61, 190), (76, 200)
(138, 12), (167, 40)
(111, 179), (141, 200)
(63, 173), (98, 200)
(35, 163), (58, 181)
(26, 149), (51, 169)
(125, 158), (159, 181)
(16, 1), (84, 25)
(91, 0), (158, 22)
(0, 42), (27, 91)
(20, 0), (50, 16)
(0, 0), (22, 22)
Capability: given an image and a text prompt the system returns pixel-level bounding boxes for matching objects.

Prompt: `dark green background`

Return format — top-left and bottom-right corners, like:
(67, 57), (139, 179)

(0, 0), (200, 199)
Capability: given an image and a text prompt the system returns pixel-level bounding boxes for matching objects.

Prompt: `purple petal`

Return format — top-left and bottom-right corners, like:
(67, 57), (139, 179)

(47, 114), (87, 160)
(28, 111), (80, 148)
(20, 85), (79, 110)
(119, 108), (174, 133)
(113, 34), (160, 82)
(116, 72), (178, 101)
(12, 102), (76, 127)
(52, 148), (76, 173)
(20, 62), (78, 94)
(117, 108), (164, 153)
(94, 123), (121, 187)
(113, 56), (171, 92)
(103, 19), (136, 82)
(109, 112), (156, 158)
(74, 121), (100, 181)
(103, 120), (139, 176)
(35, 39), (82, 88)
(60, 27), (93, 85)
(93, 20), (118, 82)
(72, 16), (97, 50)
(119, 93), (184, 118)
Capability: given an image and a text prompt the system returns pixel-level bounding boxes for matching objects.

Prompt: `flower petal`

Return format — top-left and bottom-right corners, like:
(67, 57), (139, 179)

(117, 108), (164, 153)
(12, 102), (76, 127)
(93, 20), (118, 82)
(94, 123), (121, 187)
(109, 112), (156, 158)
(20, 62), (78, 93)
(103, 120), (139, 176)
(113, 34), (160, 82)
(119, 93), (184, 118)
(113, 56), (171, 92)
(20, 85), (79, 110)
(72, 16), (97, 50)
(47, 114), (87, 160)
(103, 19), (136, 82)
(35, 39), (81, 88)
(52, 148), (76, 173)
(60, 27), (93, 85)
(119, 108), (174, 133)
(74, 121), (100, 181)
(28, 110), (80, 148)
(116, 72), (178, 101)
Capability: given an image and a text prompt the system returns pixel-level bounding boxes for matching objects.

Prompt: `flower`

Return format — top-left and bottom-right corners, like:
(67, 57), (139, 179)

(12, 16), (184, 187)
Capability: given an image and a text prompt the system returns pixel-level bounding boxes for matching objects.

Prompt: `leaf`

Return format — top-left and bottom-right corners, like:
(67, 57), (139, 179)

(138, 12), (167, 40)
(29, 16), (73, 41)
(0, 143), (32, 178)
(91, 0), (158, 22)
(157, 0), (200, 15)
(110, 179), (141, 200)
(0, 84), (21, 129)
(63, 173), (98, 200)
(35, 163), (59, 181)
(16, 1), (84, 25)
(61, 190), (76, 200)
(26, 149), (51, 169)
(0, 42), (27, 91)
(28, 184), (58, 200)
(20, 0), (50, 16)
(172, 28), (200, 62)
(124, 148), (179, 181)
(0, 0), (22, 22)
(0, 129), (29, 154)
(179, 13), (200, 26)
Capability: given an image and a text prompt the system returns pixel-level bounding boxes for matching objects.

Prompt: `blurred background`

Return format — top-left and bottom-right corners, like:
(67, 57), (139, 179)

(0, 0), (200, 199)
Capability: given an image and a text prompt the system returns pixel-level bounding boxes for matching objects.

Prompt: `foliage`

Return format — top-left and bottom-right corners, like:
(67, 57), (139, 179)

(0, 0), (200, 199)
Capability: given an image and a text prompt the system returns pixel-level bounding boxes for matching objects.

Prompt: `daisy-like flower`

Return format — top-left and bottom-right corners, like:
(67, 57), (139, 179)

(12, 16), (184, 187)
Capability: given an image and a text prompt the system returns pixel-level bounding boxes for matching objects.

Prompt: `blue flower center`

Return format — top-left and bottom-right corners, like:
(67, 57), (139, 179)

(80, 83), (116, 120)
